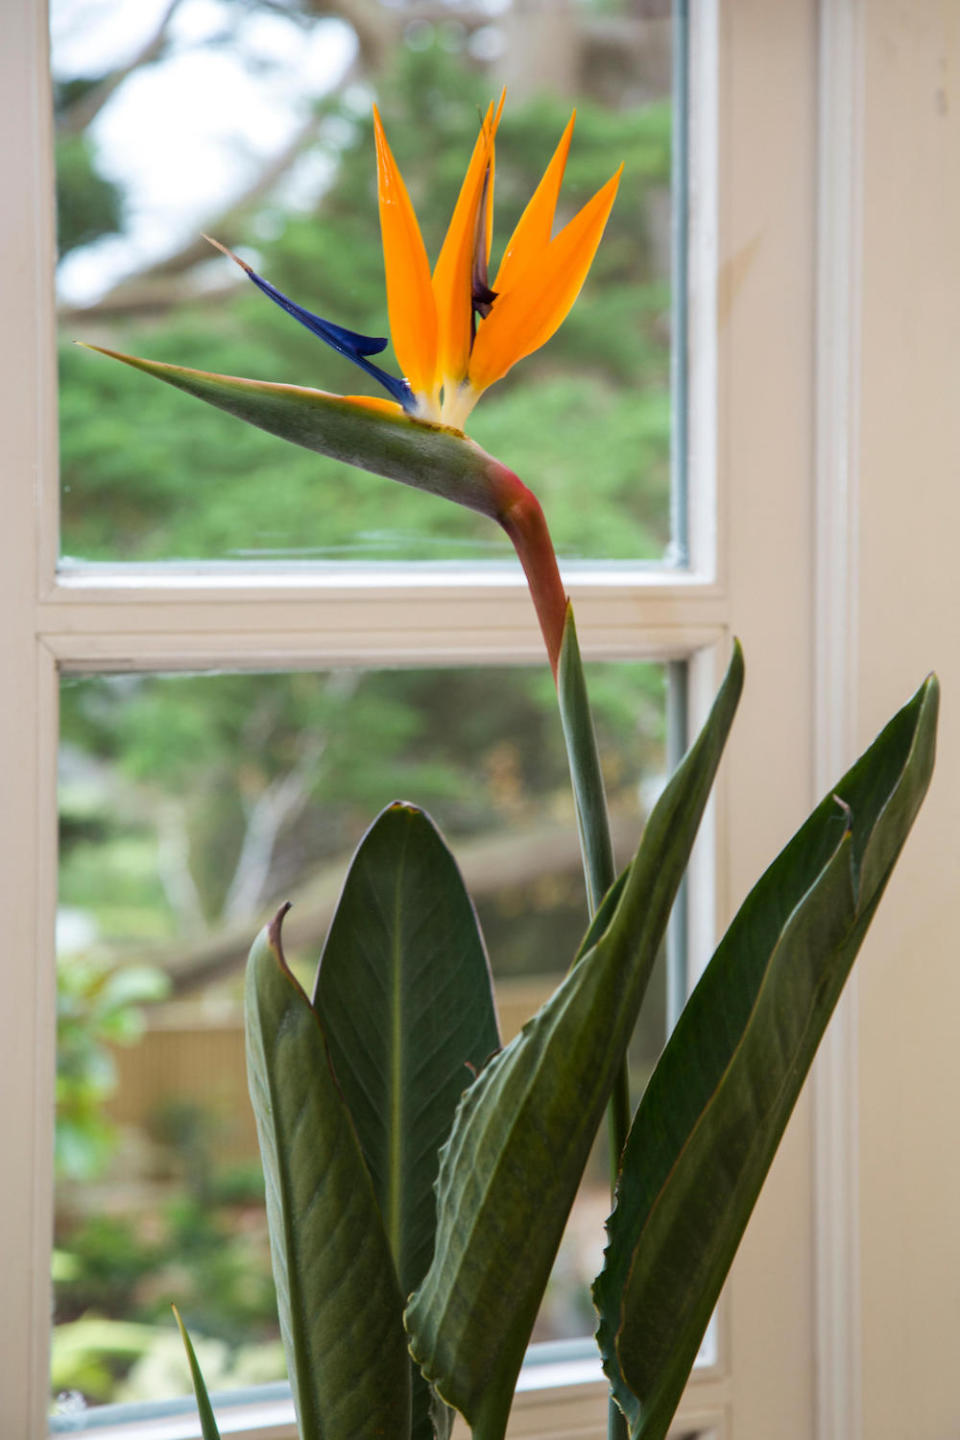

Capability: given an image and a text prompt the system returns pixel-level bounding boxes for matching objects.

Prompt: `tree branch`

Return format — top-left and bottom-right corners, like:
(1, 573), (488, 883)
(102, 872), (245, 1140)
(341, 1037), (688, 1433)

(57, 0), (187, 137)
(129, 808), (642, 996)
(61, 107), (328, 324)
(221, 735), (326, 924)
(155, 800), (208, 936)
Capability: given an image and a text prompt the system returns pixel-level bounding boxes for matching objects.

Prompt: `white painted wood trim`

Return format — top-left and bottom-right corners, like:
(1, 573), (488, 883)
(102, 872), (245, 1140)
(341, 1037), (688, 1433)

(0, 0), (60, 1433)
(812, 2), (865, 1438)
(686, 0), (719, 586)
(41, 570), (726, 670)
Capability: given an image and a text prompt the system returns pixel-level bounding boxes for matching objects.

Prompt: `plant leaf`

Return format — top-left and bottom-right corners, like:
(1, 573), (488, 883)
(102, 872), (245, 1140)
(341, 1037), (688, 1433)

(246, 908), (411, 1440)
(556, 604), (616, 911)
(595, 674), (939, 1440)
(314, 802), (500, 1440)
(405, 642), (744, 1440)
(172, 1306), (221, 1440)
(79, 345), (508, 520)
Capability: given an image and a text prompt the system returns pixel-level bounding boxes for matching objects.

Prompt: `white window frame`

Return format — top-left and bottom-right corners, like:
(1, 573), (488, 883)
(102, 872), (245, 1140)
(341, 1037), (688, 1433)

(10, 2), (959, 1438)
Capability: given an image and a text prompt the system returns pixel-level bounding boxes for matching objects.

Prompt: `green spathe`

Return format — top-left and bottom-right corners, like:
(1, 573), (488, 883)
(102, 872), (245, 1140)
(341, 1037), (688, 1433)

(78, 344), (510, 519)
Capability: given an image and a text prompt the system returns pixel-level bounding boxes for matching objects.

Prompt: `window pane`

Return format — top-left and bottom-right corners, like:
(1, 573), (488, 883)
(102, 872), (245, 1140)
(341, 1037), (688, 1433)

(53, 0), (677, 564)
(53, 660), (668, 1416)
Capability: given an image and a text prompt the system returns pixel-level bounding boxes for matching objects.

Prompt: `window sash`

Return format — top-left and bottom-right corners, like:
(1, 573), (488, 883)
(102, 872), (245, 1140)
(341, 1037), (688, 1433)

(2, 2), (838, 1437)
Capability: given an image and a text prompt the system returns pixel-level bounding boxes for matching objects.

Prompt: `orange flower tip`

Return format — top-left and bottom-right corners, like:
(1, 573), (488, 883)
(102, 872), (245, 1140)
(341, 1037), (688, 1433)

(342, 395), (407, 416)
(477, 89), (506, 156)
(471, 164), (497, 318)
(202, 233), (253, 276)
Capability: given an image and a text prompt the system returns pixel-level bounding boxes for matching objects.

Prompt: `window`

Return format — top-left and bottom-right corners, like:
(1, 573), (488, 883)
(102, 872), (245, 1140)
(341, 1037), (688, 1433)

(46, 0), (682, 1426)
(15, 0), (718, 1435)
(7, 2), (958, 1438)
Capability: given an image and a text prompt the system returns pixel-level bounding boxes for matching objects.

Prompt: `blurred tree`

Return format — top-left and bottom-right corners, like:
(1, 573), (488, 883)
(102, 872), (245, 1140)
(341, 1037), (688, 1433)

(54, 132), (124, 256)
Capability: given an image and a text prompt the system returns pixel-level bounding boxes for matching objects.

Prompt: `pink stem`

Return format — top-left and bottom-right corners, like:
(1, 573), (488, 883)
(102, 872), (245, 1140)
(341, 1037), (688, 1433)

(489, 465), (568, 680)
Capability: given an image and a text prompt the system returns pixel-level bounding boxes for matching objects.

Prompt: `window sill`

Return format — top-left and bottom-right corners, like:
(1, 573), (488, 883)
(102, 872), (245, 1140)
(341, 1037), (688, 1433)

(49, 1342), (608, 1440)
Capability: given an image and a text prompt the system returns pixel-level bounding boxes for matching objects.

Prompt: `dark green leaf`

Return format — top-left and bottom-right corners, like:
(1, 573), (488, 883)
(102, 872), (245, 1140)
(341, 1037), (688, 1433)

(79, 345), (509, 520)
(246, 907), (410, 1440)
(595, 674), (939, 1440)
(557, 603), (616, 910)
(314, 802), (500, 1440)
(405, 643), (744, 1440)
(172, 1306), (221, 1440)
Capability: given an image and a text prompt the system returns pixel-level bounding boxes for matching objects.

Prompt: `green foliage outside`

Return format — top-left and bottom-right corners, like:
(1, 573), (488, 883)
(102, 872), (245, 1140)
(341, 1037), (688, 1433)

(56, 954), (169, 1180)
(61, 43), (672, 563)
(54, 131), (124, 259)
(53, 1151), (281, 1403)
(53, 30), (673, 1413)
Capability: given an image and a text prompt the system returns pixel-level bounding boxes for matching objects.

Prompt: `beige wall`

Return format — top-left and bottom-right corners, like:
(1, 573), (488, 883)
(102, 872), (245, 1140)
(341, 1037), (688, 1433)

(718, 2), (818, 1436)
(857, 4), (960, 1437)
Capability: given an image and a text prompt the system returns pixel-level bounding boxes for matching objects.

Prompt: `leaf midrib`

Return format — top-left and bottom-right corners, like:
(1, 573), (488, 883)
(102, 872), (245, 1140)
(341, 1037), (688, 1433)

(388, 830), (408, 1267)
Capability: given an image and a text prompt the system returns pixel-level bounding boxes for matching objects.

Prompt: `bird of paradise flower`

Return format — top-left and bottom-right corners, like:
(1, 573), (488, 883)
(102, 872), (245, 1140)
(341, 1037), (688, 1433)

(83, 98), (622, 675)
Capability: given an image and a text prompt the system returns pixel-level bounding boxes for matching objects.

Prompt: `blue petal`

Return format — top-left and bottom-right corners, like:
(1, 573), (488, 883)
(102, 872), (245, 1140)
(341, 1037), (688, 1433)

(209, 238), (414, 411)
(245, 267), (388, 356)
(243, 266), (414, 410)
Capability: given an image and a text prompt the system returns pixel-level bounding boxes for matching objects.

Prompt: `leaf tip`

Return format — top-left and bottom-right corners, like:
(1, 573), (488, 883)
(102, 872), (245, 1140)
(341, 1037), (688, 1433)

(74, 340), (109, 357)
(921, 670), (940, 709)
(267, 901), (292, 959)
(831, 792), (853, 836)
(386, 798), (423, 818)
(203, 232), (252, 275)
(73, 340), (128, 364)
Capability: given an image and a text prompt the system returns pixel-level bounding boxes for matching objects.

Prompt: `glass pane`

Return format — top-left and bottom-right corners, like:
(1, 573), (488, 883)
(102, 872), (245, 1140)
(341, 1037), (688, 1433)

(53, 659), (668, 1417)
(52, 0), (677, 564)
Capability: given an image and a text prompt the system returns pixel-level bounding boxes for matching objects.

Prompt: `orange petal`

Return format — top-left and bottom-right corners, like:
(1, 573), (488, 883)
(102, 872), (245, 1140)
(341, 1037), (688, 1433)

(468, 165), (623, 393)
(373, 106), (438, 403)
(492, 111), (575, 298)
(432, 92), (505, 386)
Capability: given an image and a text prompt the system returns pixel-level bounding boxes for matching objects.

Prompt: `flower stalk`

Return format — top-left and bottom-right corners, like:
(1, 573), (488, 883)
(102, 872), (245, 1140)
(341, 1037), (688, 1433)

(488, 466), (568, 678)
